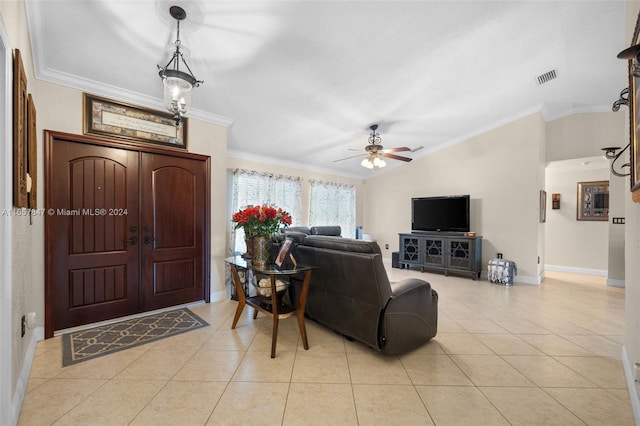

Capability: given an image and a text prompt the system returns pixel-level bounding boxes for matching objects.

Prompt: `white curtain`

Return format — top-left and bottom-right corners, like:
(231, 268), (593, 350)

(309, 180), (356, 238)
(230, 169), (302, 254)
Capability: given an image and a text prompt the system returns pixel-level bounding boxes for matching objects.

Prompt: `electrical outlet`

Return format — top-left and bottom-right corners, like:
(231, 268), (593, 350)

(21, 315), (26, 338)
(385, 243), (389, 249)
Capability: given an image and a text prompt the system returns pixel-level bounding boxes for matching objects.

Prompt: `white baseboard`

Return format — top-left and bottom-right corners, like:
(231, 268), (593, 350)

(622, 346), (640, 425)
(12, 326), (43, 425)
(210, 289), (227, 303)
(544, 264), (608, 276)
(607, 278), (625, 288)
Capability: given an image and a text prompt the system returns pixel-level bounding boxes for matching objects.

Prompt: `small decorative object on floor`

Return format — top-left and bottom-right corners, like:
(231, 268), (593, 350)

(488, 258), (517, 286)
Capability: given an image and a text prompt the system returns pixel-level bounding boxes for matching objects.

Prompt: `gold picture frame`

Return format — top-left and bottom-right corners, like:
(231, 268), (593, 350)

(27, 93), (37, 209)
(577, 181), (609, 221)
(539, 190), (546, 223)
(83, 93), (187, 149)
(13, 48), (28, 208)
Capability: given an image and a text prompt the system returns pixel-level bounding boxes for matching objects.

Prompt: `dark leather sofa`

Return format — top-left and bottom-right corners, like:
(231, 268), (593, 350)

(290, 235), (438, 355)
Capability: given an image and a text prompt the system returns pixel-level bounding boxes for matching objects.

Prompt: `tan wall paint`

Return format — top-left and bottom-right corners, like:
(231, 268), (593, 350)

(546, 112), (625, 162)
(625, 0), (640, 417)
(363, 113), (545, 281)
(544, 160), (610, 272)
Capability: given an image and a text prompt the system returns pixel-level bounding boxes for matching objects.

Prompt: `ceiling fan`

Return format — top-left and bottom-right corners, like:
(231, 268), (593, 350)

(334, 124), (413, 169)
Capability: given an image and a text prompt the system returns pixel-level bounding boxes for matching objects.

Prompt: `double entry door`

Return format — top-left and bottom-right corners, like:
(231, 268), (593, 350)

(45, 131), (210, 337)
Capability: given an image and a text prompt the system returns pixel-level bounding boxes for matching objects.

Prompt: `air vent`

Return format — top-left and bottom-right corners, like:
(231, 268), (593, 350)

(536, 69), (557, 85)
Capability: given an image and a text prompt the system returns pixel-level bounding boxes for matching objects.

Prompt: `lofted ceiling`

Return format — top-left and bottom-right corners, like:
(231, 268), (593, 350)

(26, 0), (628, 178)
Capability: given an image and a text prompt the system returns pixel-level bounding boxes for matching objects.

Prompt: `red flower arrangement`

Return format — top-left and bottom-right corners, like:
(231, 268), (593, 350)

(232, 205), (292, 237)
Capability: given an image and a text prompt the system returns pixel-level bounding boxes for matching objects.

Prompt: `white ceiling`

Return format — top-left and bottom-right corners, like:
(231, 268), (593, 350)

(26, 0), (629, 178)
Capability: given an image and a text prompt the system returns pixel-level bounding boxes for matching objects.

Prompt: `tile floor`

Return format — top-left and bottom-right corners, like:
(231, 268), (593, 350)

(19, 266), (634, 425)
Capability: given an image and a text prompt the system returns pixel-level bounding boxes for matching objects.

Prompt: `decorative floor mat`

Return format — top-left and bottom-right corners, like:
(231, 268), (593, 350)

(62, 308), (209, 366)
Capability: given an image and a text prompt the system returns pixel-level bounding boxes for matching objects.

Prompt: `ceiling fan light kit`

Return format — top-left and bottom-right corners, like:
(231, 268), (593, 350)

(157, 5), (203, 125)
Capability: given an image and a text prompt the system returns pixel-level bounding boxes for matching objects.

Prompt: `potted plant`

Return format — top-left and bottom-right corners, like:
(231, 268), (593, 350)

(232, 205), (292, 266)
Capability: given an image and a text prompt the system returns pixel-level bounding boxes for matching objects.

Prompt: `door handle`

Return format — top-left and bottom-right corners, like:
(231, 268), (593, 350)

(123, 237), (138, 245)
(143, 236), (157, 245)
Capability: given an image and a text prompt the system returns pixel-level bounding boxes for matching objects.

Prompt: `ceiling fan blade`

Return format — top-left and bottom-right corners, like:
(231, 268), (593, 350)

(382, 147), (411, 153)
(383, 153), (412, 162)
(333, 153), (367, 162)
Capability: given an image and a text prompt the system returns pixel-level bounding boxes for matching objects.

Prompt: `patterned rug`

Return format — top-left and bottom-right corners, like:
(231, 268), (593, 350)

(62, 308), (209, 366)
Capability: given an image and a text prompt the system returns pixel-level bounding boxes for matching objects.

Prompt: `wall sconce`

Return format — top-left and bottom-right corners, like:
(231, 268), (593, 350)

(551, 193), (560, 209)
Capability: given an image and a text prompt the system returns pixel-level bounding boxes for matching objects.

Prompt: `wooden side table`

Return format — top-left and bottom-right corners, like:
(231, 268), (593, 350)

(225, 256), (315, 358)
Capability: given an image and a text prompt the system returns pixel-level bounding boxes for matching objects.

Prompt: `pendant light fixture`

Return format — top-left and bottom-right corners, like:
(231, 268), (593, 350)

(157, 5), (203, 125)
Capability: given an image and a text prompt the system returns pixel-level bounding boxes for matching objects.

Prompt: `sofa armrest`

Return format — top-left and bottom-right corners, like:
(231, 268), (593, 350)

(380, 278), (438, 354)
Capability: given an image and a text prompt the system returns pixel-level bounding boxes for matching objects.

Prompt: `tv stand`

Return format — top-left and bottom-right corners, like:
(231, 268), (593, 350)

(399, 232), (483, 280)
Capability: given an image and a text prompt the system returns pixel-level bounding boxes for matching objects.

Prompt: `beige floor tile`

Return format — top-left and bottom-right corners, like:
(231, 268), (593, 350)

(353, 384), (433, 425)
(474, 333), (545, 355)
(248, 322), (301, 354)
(53, 379), (165, 425)
(502, 355), (598, 388)
(416, 385), (509, 426)
(151, 327), (215, 351)
(553, 356), (627, 388)
(491, 318), (551, 335)
(114, 347), (198, 380)
(405, 339), (446, 355)
(17, 378), (106, 425)
(173, 349), (244, 381)
(560, 334), (623, 359)
(18, 269), (632, 425)
(347, 352), (411, 384)
(208, 381), (289, 425)
(545, 387), (635, 425)
(480, 387), (585, 425)
(399, 354), (473, 386)
(300, 321), (347, 352)
(291, 351), (350, 383)
(202, 327), (258, 351)
(518, 334), (593, 356)
(450, 354), (534, 387)
(232, 350), (295, 382)
(433, 333), (493, 355)
(454, 316), (508, 334)
(131, 381), (225, 425)
(57, 348), (147, 379)
(24, 378), (48, 393)
(283, 383), (358, 426)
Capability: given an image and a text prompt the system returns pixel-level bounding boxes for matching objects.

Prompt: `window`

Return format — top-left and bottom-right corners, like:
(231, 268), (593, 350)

(230, 169), (302, 254)
(309, 180), (356, 238)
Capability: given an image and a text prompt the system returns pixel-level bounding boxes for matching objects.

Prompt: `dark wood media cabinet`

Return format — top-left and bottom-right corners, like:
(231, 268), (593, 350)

(399, 232), (483, 280)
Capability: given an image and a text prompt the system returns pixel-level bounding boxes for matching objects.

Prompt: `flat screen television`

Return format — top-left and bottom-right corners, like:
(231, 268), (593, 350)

(411, 195), (470, 233)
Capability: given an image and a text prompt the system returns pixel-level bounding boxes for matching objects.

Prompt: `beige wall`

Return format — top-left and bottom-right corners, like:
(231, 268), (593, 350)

(363, 113), (545, 282)
(625, 1), (640, 420)
(544, 159), (610, 273)
(546, 112), (625, 162)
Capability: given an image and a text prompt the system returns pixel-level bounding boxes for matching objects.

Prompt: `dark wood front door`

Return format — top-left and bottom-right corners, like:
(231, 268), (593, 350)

(49, 140), (140, 330)
(139, 152), (206, 311)
(46, 131), (210, 337)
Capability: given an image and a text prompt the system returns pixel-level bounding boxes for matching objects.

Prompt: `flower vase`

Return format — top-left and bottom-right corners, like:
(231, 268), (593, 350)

(242, 237), (254, 259)
(253, 236), (270, 268)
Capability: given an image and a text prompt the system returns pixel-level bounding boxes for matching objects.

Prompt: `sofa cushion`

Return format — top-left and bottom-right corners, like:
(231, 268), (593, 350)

(302, 235), (381, 255)
(310, 226), (342, 236)
(283, 226), (311, 235)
